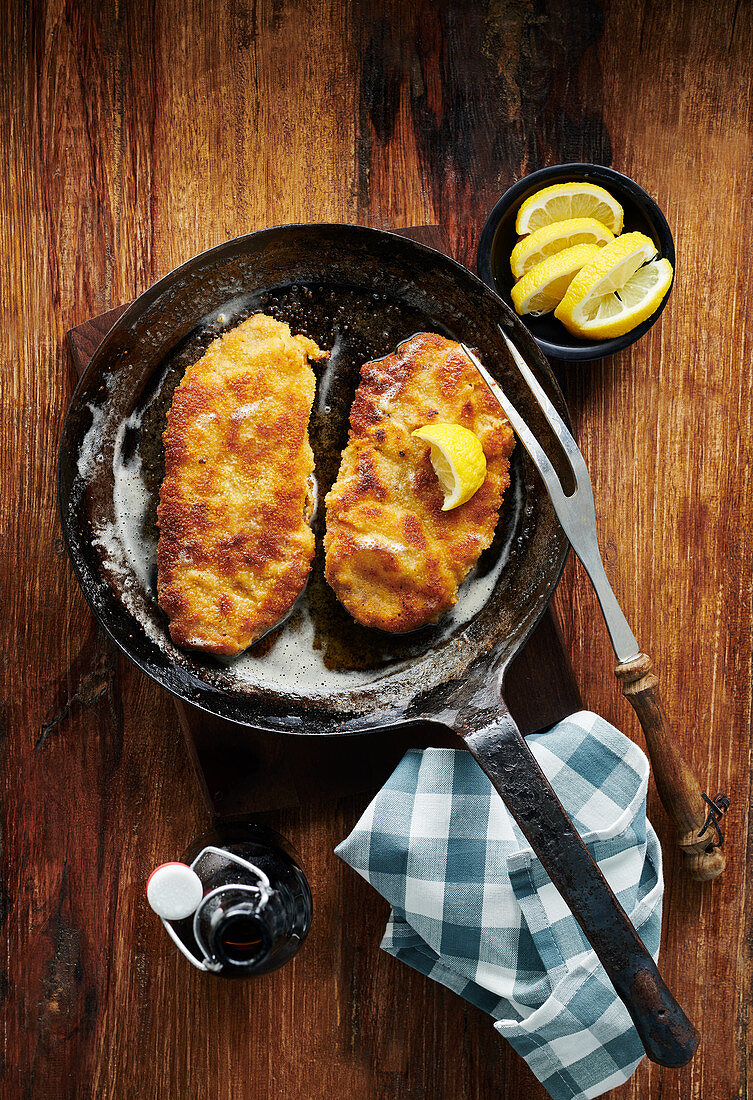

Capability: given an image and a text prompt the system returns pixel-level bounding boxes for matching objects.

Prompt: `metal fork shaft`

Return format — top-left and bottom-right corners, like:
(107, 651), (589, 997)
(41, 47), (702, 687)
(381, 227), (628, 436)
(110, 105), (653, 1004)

(460, 336), (728, 880)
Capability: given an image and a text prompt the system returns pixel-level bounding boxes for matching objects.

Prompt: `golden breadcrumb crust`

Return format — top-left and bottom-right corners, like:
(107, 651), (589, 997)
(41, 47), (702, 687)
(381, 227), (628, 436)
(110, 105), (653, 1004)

(324, 333), (515, 632)
(157, 313), (326, 656)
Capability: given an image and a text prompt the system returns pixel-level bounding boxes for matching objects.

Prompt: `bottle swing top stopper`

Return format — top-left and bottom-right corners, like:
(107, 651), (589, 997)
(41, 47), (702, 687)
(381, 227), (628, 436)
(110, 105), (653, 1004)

(147, 862), (204, 921)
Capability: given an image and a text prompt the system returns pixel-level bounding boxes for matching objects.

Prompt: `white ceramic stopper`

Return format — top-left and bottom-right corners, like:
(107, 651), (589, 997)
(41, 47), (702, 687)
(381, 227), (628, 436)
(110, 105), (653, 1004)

(147, 862), (204, 921)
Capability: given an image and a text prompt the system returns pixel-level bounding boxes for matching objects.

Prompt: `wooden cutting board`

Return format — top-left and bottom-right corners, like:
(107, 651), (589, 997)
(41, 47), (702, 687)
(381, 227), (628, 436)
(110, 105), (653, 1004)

(66, 225), (581, 816)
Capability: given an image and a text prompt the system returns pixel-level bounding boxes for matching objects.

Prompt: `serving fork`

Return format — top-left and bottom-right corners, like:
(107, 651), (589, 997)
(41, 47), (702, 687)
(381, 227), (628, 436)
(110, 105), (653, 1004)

(461, 335), (729, 881)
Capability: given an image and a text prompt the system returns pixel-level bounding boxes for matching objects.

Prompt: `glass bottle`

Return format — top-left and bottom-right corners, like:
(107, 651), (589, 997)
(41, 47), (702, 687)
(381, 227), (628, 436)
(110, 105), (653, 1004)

(148, 821), (312, 977)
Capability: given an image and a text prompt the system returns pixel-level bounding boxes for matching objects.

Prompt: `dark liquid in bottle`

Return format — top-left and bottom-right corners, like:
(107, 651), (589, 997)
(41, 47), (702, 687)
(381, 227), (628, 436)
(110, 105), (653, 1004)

(171, 821), (312, 978)
(219, 914), (267, 964)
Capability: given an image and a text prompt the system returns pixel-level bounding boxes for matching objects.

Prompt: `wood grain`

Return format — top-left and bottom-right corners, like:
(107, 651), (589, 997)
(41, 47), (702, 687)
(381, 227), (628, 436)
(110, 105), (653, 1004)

(2, 1), (751, 1098)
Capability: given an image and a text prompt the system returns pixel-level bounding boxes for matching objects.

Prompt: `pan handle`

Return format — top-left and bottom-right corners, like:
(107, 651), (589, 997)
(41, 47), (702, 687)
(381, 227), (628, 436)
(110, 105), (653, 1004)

(460, 703), (699, 1068)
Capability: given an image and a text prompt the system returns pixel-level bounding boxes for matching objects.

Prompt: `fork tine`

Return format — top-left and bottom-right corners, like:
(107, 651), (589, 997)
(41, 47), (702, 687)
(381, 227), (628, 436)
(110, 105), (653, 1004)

(461, 335), (639, 660)
(459, 344), (572, 513)
(498, 329), (593, 498)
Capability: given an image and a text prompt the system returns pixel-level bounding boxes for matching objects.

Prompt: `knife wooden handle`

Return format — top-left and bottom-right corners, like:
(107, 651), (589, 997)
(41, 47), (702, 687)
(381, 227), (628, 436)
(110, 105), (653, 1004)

(615, 653), (727, 881)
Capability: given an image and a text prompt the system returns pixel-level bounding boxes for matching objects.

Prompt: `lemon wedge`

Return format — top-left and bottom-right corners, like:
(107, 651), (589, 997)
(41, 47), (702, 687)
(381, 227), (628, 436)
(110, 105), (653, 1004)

(515, 181), (624, 235)
(510, 218), (614, 279)
(412, 422), (487, 511)
(554, 232), (673, 339)
(511, 243), (601, 317)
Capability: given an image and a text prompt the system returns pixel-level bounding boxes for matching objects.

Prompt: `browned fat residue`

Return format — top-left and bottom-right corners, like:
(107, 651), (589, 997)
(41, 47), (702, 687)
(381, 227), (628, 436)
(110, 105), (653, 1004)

(218, 594), (233, 615)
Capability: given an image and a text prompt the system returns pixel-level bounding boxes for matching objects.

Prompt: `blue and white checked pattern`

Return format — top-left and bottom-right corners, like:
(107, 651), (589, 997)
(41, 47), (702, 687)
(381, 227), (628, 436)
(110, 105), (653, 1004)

(335, 711), (663, 1100)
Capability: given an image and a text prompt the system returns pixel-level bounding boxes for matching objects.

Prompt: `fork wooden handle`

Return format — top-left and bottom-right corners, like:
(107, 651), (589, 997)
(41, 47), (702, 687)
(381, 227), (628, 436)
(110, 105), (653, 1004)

(615, 653), (727, 881)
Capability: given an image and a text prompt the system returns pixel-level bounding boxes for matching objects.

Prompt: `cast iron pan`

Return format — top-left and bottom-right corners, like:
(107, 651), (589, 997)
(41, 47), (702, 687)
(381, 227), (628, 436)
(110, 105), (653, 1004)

(58, 224), (697, 1066)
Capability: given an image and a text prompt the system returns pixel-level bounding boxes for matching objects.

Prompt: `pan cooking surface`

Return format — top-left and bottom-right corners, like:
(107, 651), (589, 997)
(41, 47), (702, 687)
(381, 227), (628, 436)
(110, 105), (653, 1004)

(81, 281), (524, 698)
(60, 225), (568, 731)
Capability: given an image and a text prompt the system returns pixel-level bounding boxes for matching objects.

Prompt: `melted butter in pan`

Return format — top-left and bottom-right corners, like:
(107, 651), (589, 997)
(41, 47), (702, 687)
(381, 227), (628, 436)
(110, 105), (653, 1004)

(100, 282), (522, 697)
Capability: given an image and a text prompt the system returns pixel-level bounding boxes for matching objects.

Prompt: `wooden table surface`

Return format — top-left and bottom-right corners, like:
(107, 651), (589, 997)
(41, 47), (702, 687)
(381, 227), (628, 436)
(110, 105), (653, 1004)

(3, 1), (751, 1097)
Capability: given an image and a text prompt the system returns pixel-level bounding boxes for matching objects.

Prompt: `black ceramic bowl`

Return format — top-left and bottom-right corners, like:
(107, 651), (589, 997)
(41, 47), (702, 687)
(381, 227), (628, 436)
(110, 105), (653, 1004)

(477, 163), (675, 362)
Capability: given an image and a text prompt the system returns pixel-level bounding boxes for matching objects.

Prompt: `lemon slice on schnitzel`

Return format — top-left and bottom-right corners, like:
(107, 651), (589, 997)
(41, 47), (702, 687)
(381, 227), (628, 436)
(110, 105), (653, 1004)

(510, 218), (615, 278)
(516, 181), (624, 235)
(413, 422), (487, 511)
(554, 232), (673, 339)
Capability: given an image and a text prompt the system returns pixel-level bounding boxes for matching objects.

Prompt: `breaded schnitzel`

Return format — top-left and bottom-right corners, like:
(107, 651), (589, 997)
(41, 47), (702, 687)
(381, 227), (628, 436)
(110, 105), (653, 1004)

(324, 333), (515, 632)
(157, 313), (326, 656)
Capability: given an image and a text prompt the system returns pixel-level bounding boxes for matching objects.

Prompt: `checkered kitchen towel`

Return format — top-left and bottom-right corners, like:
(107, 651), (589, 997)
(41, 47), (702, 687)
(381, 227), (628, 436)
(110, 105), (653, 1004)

(335, 711), (663, 1100)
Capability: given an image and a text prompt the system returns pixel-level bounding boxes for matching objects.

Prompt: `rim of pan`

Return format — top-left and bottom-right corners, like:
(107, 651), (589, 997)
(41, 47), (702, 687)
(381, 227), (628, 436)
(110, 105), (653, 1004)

(58, 222), (570, 735)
